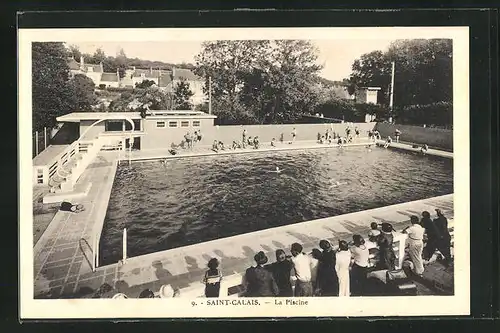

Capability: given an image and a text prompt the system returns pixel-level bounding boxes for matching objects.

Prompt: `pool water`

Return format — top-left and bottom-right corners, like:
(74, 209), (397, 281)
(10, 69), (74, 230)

(99, 147), (453, 265)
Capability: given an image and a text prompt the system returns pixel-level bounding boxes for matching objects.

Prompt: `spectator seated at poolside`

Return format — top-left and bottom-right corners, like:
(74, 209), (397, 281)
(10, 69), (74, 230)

(383, 136), (393, 148)
(139, 289), (155, 298)
(271, 138), (276, 147)
(420, 144), (429, 154)
(212, 140), (219, 153)
(247, 136), (254, 148)
(253, 136), (260, 149)
(159, 284), (180, 298)
(317, 132), (322, 143)
(319, 135), (325, 144)
(60, 201), (85, 213)
(232, 140), (242, 149)
(218, 141), (226, 150)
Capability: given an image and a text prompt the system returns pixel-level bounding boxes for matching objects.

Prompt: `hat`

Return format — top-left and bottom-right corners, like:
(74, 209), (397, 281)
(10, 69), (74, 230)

(254, 251), (268, 265)
(159, 284), (175, 298)
(112, 293), (128, 299)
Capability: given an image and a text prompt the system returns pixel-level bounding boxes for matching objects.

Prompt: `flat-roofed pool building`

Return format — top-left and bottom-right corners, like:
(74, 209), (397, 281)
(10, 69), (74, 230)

(32, 111), (216, 188)
(56, 110), (217, 150)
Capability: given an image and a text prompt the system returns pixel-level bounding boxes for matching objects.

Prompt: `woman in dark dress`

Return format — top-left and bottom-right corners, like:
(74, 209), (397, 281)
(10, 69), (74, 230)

(376, 223), (396, 270)
(269, 249), (293, 297)
(317, 240), (339, 296)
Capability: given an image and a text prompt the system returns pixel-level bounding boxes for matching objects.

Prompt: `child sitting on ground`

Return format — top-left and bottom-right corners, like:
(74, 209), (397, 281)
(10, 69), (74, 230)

(212, 140), (219, 153)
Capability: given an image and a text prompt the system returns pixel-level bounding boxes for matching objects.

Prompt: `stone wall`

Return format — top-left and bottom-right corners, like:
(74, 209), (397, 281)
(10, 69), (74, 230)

(206, 122), (377, 144)
(375, 122), (453, 151)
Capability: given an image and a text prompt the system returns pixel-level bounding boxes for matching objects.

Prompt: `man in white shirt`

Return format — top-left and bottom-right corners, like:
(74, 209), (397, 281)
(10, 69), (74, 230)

(403, 215), (425, 275)
(290, 243), (313, 296)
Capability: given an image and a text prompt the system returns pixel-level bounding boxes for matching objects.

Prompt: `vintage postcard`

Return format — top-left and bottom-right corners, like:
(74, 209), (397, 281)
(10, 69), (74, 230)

(19, 26), (469, 319)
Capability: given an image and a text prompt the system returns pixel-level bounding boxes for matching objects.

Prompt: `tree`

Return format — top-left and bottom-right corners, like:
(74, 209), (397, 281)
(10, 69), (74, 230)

(32, 42), (77, 131)
(32, 42), (101, 131)
(386, 39), (452, 107)
(347, 39), (453, 110)
(115, 48), (127, 78)
(68, 44), (82, 60)
(194, 40), (270, 112)
(173, 80), (194, 110)
(348, 50), (392, 105)
(239, 40), (323, 123)
(69, 74), (98, 110)
(135, 79), (156, 89)
(195, 40), (322, 124)
(91, 48), (106, 64)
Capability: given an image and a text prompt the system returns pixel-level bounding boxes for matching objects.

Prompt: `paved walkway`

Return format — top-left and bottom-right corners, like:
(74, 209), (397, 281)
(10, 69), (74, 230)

(33, 153), (118, 298)
(375, 140), (453, 159)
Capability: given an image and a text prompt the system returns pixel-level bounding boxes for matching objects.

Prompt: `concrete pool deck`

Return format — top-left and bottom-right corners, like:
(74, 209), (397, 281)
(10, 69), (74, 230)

(32, 139), (454, 298)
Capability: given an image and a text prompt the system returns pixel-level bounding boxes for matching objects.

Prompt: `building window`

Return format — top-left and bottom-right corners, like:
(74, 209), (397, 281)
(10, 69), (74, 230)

(105, 120), (123, 132)
(181, 121), (189, 127)
(192, 121), (201, 127)
(156, 121), (166, 128)
(37, 169), (44, 184)
(169, 121), (178, 128)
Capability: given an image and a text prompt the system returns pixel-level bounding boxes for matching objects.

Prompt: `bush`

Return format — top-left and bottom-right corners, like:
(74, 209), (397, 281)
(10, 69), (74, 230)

(106, 87), (143, 93)
(395, 102), (452, 126)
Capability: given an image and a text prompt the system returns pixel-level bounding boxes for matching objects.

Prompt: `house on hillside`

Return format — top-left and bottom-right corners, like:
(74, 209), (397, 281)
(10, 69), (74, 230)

(100, 71), (120, 88)
(67, 56), (103, 86)
(129, 66), (206, 106)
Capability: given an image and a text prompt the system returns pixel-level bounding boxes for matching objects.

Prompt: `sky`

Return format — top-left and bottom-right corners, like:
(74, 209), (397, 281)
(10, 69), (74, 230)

(72, 39), (395, 81)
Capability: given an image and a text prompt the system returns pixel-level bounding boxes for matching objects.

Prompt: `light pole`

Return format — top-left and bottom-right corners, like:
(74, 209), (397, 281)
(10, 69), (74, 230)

(389, 61), (395, 123)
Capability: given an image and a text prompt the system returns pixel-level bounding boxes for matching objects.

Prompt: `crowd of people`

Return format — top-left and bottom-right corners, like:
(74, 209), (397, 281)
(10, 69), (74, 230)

(199, 208), (452, 298)
(97, 208), (451, 299)
(211, 128), (298, 153)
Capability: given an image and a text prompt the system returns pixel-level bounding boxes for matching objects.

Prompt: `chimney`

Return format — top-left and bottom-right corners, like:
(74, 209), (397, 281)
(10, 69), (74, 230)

(100, 62), (103, 72)
(80, 56), (84, 69)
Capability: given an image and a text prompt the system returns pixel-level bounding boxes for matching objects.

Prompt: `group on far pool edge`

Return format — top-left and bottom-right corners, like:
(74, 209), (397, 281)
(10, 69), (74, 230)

(163, 126), (430, 156)
(92, 209), (452, 299)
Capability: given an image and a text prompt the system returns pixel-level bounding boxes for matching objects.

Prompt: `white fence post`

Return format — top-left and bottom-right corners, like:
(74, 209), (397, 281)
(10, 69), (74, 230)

(122, 228), (127, 262)
(44, 127), (47, 150)
(92, 236), (97, 272)
(35, 131), (39, 156)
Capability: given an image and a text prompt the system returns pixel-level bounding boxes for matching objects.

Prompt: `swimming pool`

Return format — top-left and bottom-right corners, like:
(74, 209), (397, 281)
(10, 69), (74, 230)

(99, 147), (453, 265)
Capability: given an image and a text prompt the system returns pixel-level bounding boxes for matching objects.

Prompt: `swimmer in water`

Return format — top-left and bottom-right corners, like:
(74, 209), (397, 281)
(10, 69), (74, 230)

(275, 167), (282, 173)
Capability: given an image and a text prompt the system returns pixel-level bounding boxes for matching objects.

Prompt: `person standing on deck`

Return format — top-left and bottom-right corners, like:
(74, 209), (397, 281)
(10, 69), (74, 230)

(242, 128), (247, 148)
(422, 211), (440, 261)
(291, 128), (297, 143)
(290, 243), (313, 296)
(335, 240), (351, 297)
(269, 249), (294, 297)
(402, 215), (425, 276)
(350, 235), (369, 296)
(317, 240), (339, 296)
(394, 129), (401, 143)
(376, 223), (396, 270)
(434, 209), (452, 266)
(279, 132), (284, 144)
(243, 251), (279, 297)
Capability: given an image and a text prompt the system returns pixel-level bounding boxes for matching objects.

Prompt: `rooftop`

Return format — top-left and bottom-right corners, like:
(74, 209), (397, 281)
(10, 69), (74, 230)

(100, 73), (119, 82)
(56, 111), (216, 122)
